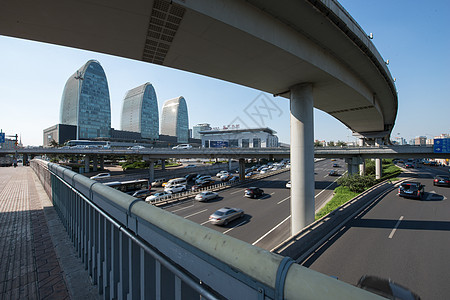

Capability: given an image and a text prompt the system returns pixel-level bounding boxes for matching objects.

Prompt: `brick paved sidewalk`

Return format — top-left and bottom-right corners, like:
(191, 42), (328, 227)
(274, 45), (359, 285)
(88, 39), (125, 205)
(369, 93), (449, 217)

(0, 166), (69, 299)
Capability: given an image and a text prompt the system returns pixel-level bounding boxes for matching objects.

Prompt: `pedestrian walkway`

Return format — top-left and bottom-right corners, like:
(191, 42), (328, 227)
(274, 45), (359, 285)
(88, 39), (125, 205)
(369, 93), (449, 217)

(0, 166), (99, 300)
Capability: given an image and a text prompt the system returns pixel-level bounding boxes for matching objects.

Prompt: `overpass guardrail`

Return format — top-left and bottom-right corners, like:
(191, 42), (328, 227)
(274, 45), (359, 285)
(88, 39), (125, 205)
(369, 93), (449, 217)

(30, 159), (382, 299)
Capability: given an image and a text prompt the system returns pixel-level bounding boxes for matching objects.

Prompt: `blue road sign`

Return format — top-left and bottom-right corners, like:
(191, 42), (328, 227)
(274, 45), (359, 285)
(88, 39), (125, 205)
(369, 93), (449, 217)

(0, 132), (5, 143)
(434, 138), (450, 153)
(210, 141), (229, 148)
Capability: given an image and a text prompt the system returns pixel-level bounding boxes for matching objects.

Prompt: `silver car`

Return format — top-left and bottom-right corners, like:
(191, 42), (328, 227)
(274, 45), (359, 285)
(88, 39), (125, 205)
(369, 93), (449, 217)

(209, 207), (244, 225)
(195, 191), (218, 202)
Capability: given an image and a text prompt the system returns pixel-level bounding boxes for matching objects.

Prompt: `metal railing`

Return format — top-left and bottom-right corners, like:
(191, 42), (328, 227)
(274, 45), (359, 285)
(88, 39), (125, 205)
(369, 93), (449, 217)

(31, 159), (382, 299)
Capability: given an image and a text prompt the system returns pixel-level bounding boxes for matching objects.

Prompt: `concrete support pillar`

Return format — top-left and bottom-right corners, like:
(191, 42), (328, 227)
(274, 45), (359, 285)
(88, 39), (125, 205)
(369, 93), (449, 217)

(238, 158), (245, 181)
(228, 159), (232, 171)
(84, 155), (90, 173)
(346, 157), (361, 175)
(290, 83), (315, 234)
(93, 155), (98, 172)
(161, 159), (166, 171)
(100, 156), (104, 170)
(375, 158), (382, 179)
(148, 160), (155, 183)
(23, 154), (28, 164)
(359, 159), (366, 176)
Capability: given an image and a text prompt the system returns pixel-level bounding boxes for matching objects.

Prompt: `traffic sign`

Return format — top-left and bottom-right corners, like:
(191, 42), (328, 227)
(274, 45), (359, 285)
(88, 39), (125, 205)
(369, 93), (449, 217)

(0, 132), (5, 143)
(433, 138), (450, 153)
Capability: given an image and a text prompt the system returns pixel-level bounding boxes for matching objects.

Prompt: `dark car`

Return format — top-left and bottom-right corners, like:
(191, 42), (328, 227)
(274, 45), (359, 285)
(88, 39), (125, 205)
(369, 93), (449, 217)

(405, 163), (414, 168)
(433, 175), (450, 187)
(131, 189), (152, 199)
(244, 187), (264, 198)
(357, 275), (420, 300)
(328, 170), (339, 176)
(191, 179), (215, 191)
(398, 182), (424, 199)
(332, 163), (340, 168)
(184, 173), (198, 182)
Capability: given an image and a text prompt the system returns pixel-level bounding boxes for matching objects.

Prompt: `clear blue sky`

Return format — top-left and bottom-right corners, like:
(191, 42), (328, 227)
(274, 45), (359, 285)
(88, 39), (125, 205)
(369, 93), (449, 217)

(0, 0), (448, 146)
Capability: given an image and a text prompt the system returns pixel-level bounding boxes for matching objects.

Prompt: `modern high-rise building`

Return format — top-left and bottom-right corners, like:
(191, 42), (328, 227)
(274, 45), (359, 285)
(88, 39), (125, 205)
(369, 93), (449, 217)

(59, 60), (111, 139)
(120, 83), (159, 140)
(160, 96), (189, 143)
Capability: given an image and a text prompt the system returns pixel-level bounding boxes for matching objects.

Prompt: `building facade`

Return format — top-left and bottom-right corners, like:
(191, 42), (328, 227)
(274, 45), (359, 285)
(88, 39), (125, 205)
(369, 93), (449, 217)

(43, 124), (77, 147)
(60, 60), (111, 139)
(120, 83), (159, 140)
(160, 96), (189, 143)
(200, 128), (278, 148)
(192, 123), (211, 139)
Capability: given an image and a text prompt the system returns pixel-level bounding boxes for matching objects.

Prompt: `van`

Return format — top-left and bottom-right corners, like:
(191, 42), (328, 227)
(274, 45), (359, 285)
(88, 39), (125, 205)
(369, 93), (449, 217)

(151, 178), (167, 187)
(165, 177), (188, 188)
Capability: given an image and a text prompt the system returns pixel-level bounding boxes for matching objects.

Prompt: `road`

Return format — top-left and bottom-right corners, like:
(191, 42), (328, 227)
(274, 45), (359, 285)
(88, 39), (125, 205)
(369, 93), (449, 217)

(300, 165), (450, 300)
(162, 159), (347, 251)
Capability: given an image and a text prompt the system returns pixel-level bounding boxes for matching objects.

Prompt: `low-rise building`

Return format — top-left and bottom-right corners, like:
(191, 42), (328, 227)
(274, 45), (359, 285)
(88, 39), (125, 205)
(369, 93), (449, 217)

(200, 127), (278, 148)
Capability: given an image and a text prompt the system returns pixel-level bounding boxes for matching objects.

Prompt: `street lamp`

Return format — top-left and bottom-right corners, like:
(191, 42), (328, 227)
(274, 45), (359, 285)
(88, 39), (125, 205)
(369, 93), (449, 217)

(74, 70), (84, 140)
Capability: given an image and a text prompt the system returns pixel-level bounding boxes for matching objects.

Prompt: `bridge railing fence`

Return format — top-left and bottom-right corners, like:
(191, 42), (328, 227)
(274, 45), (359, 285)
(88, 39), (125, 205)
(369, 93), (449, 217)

(30, 159), (381, 300)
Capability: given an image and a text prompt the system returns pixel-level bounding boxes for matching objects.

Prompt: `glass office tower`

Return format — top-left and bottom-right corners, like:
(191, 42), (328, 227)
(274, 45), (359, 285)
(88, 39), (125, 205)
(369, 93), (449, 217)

(121, 83), (159, 140)
(60, 60), (111, 139)
(160, 96), (189, 143)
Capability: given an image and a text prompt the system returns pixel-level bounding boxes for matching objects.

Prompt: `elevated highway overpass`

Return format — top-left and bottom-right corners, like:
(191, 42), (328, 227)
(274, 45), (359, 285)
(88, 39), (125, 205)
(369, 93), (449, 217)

(0, 0), (397, 232)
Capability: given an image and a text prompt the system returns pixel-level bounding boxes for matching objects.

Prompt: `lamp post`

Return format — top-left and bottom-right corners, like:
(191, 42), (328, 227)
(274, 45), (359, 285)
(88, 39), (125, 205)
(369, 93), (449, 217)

(74, 70), (84, 140)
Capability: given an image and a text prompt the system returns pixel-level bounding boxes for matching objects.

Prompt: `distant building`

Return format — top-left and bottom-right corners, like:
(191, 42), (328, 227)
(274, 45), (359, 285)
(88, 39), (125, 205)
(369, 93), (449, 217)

(160, 96), (189, 143)
(200, 127), (278, 148)
(414, 136), (427, 146)
(120, 83), (159, 140)
(60, 60), (111, 139)
(192, 123), (211, 139)
(43, 124), (77, 147)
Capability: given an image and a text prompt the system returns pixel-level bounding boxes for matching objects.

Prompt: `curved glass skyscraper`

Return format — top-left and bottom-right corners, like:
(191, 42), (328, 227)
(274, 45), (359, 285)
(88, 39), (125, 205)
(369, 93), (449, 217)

(120, 83), (159, 140)
(60, 60), (111, 139)
(160, 96), (189, 143)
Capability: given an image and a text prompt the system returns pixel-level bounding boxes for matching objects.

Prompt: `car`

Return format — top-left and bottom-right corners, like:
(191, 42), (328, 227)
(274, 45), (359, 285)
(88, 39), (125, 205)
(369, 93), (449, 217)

(229, 176), (239, 182)
(90, 173), (111, 179)
(131, 189), (152, 199)
(146, 191), (171, 202)
(328, 170), (339, 176)
(191, 179), (215, 191)
(244, 187), (264, 198)
(260, 168), (269, 174)
(220, 174), (234, 182)
(433, 175), (450, 187)
(285, 180), (291, 188)
(331, 159), (336, 161)
(195, 191), (218, 202)
(332, 163), (340, 168)
(405, 163), (414, 168)
(245, 172), (255, 179)
(164, 184), (187, 194)
(151, 178), (167, 187)
(184, 173), (198, 182)
(172, 144), (192, 149)
(216, 170), (229, 177)
(127, 145), (146, 150)
(184, 164), (196, 169)
(195, 175), (212, 184)
(209, 207), (244, 225)
(398, 182), (424, 199)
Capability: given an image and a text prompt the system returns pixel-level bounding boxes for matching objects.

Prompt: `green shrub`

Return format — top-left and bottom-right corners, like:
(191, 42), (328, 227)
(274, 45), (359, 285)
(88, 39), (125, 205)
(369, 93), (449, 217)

(338, 174), (376, 193)
(315, 186), (359, 220)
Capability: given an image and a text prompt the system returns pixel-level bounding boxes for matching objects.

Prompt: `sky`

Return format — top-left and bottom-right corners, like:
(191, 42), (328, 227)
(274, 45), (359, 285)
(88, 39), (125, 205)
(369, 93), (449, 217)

(0, 0), (449, 146)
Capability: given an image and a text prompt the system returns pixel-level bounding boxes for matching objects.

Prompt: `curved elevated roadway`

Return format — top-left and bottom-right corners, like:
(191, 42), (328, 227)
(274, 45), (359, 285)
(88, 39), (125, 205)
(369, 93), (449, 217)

(0, 0), (397, 231)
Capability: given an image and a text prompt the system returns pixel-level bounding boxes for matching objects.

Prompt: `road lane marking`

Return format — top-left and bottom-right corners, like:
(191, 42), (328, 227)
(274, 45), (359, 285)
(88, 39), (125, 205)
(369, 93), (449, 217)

(277, 196), (291, 204)
(171, 205), (194, 213)
(184, 209), (207, 219)
(201, 220), (211, 225)
(223, 220), (247, 234)
(314, 171), (347, 198)
(389, 216), (404, 239)
(261, 192), (275, 200)
(230, 189), (243, 195)
(252, 215), (291, 246)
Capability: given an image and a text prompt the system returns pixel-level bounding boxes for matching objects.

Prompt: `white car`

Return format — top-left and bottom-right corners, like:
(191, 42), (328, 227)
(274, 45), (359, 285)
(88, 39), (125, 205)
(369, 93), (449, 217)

(164, 184), (187, 194)
(285, 180), (291, 188)
(90, 173), (111, 179)
(172, 144), (192, 149)
(216, 171), (229, 177)
(127, 145), (146, 150)
(195, 191), (218, 202)
(146, 192), (171, 202)
(260, 168), (269, 174)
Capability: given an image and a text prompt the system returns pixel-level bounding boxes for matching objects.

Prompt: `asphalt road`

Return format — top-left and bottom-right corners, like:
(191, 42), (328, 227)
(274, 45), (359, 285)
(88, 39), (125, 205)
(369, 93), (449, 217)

(163, 159), (347, 251)
(300, 165), (450, 300)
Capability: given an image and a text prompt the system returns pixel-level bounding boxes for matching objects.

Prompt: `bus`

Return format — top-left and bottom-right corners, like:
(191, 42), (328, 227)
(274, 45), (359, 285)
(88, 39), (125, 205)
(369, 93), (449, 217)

(104, 179), (150, 194)
(66, 140), (111, 149)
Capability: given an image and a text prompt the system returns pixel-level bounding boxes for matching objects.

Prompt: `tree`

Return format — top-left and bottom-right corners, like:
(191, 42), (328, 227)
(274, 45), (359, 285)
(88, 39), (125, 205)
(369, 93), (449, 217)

(336, 140), (347, 147)
(328, 141), (335, 147)
(49, 139), (59, 148)
(314, 141), (323, 147)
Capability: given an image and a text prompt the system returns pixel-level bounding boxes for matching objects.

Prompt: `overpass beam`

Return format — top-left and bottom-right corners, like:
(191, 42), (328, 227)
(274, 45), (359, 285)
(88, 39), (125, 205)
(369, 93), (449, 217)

(290, 83), (315, 234)
(238, 158), (245, 181)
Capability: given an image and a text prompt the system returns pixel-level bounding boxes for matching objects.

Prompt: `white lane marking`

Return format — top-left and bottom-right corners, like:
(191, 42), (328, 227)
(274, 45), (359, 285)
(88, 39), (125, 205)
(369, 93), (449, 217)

(252, 215), (291, 246)
(389, 216), (404, 239)
(277, 196), (291, 205)
(230, 189), (244, 195)
(315, 171), (347, 198)
(171, 205), (194, 213)
(201, 219), (211, 225)
(260, 192), (275, 200)
(223, 220), (247, 234)
(184, 209), (207, 219)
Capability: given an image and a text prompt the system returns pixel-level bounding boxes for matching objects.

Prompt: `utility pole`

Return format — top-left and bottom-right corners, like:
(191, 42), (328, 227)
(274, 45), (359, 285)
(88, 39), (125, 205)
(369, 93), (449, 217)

(74, 70), (84, 140)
